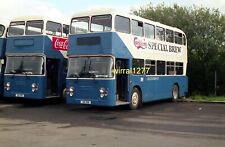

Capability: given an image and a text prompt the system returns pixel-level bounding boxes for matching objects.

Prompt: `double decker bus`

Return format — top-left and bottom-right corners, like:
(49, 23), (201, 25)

(0, 21), (8, 95)
(66, 9), (188, 109)
(4, 16), (69, 99)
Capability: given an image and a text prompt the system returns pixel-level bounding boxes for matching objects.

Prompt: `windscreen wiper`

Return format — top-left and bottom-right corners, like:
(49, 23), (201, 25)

(9, 70), (16, 79)
(69, 73), (79, 80)
(22, 70), (30, 79)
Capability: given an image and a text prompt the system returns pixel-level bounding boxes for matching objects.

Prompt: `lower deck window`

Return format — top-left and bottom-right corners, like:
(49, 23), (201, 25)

(132, 59), (144, 75)
(176, 62), (183, 75)
(145, 60), (156, 75)
(157, 61), (165, 75)
(167, 62), (175, 75)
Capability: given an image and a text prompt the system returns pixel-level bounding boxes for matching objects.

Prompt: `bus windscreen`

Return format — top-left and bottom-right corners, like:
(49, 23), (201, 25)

(5, 56), (44, 75)
(67, 56), (114, 78)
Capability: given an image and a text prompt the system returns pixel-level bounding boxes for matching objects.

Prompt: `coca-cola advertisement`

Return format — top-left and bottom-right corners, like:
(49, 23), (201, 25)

(52, 37), (68, 51)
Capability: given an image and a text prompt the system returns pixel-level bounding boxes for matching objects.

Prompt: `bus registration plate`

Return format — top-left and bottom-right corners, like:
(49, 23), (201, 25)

(80, 100), (91, 105)
(15, 93), (24, 97)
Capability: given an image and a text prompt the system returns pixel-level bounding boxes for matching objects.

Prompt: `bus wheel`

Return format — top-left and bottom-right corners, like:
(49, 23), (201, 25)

(130, 88), (141, 110)
(62, 88), (67, 99)
(172, 84), (179, 101)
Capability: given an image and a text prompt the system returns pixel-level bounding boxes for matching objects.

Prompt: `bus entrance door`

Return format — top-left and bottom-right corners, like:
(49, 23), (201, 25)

(116, 59), (129, 103)
(47, 59), (59, 97)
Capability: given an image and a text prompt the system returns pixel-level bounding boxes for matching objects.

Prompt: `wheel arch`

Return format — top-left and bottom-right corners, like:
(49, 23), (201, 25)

(173, 82), (180, 96)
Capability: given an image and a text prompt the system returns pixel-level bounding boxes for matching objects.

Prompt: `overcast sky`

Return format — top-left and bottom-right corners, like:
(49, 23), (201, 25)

(1, 0), (225, 23)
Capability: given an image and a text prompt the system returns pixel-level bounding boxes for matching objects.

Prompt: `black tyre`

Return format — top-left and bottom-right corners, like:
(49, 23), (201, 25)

(130, 88), (142, 110)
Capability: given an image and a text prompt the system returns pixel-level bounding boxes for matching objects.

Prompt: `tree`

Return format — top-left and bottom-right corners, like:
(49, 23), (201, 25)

(133, 3), (225, 95)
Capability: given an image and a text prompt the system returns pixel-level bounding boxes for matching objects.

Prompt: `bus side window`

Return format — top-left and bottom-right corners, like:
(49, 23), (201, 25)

(46, 21), (62, 37)
(157, 60), (165, 75)
(166, 29), (174, 43)
(131, 19), (143, 37)
(144, 23), (155, 39)
(156, 26), (165, 41)
(145, 60), (156, 75)
(132, 59), (144, 75)
(166, 61), (175, 75)
(176, 62), (183, 75)
(183, 34), (186, 45)
(175, 32), (182, 45)
(63, 24), (69, 37)
(115, 15), (130, 34)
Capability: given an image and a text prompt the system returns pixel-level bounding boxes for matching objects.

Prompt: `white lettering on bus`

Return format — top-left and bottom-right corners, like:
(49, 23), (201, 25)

(54, 38), (68, 50)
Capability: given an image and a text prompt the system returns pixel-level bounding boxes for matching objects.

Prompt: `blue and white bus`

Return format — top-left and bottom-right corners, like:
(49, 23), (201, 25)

(4, 16), (69, 99)
(66, 9), (188, 109)
(0, 21), (8, 95)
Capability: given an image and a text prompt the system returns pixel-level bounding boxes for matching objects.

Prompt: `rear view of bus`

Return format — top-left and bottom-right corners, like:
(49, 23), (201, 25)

(66, 9), (188, 109)
(4, 16), (69, 99)
(0, 21), (8, 95)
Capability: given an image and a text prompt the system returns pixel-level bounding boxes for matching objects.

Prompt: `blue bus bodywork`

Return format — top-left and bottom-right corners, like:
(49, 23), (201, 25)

(66, 32), (188, 107)
(0, 34), (6, 95)
(4, 35), (67, 99)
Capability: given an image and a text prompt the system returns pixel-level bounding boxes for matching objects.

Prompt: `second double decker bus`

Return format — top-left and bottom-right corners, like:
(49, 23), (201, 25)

(0, 21), (8, 95)
(4, 16), (69, 99)
(66, 9), (188, 109)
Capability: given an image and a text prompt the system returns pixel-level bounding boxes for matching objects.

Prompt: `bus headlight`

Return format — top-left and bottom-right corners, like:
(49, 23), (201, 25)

(99, 87), (108, 98)
(66, 87), (74, 97)
(31, 83), (38, 92)
(4, 82), (11, 91)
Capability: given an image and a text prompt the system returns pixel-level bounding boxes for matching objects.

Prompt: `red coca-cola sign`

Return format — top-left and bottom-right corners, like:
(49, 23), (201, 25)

(52, 37), (68, 51)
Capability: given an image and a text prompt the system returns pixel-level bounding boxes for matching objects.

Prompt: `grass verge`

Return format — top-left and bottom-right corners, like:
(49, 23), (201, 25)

(190, 95), (225, 102)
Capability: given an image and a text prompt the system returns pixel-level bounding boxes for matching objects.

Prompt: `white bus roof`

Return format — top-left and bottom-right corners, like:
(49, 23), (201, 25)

(72, 8), (184, 34)
(10, 16), (68, 24)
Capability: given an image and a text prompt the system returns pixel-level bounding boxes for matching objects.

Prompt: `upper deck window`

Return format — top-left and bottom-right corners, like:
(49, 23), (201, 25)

(91, 15), (112, 32)
(183, 34), (186, 45)
(144, 23), (155, 39)
(25, 20), (44, 35)
(71, 17), (89, 34)
(175, 32), (183, 45)
(131, 20), (143, 37)
(156, 26), (165, 41)
(46, 21), (62, 37)
(115, 15), (130, 34)
(8, 21), (25, 36)
(166, 29), (174, 43)
(63, 24), (69, 37)
(0, 25), (5, 37)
